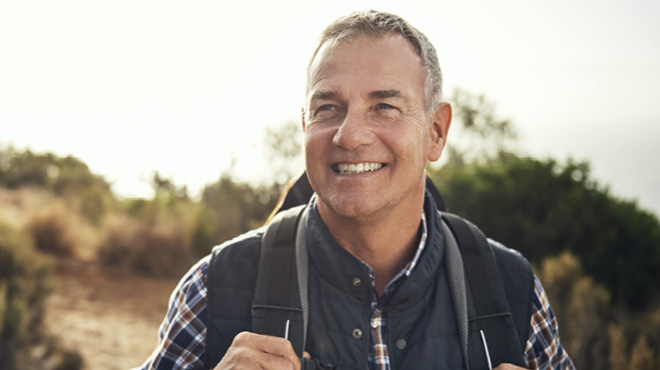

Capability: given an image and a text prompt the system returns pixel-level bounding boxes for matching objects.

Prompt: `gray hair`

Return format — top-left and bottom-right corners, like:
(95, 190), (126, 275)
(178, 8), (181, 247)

(306, 10), (443, 114)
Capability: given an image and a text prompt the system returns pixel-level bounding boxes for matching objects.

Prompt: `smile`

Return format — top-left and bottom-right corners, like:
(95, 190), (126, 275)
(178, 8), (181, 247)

(336, 162), (385, 175)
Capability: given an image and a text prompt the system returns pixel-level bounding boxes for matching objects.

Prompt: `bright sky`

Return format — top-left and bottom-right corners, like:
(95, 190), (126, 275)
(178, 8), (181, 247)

(1, 0), (659, 215)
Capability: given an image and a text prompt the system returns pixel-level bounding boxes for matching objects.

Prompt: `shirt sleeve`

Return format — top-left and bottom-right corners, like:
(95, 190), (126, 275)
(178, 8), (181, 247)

(133, 256), (211, 370)
(523, 275), (576, 370)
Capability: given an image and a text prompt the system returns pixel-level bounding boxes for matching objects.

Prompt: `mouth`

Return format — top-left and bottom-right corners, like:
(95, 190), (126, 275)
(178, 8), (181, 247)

(334, 162), (385, 175)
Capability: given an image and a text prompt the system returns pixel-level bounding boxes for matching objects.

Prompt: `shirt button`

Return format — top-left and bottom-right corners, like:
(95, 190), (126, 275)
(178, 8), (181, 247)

(352, 328), (363, 339)
(352, 277), (362, 287)
(396, 338), (407, 350)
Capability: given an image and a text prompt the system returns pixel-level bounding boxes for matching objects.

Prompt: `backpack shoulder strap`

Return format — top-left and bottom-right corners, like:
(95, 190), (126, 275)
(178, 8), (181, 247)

(441, 213), (526, 369)
(251, 205), (308, 357)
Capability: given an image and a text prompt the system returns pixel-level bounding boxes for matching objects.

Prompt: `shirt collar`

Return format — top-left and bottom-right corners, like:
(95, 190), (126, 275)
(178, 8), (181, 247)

(375, 212), (428, 297)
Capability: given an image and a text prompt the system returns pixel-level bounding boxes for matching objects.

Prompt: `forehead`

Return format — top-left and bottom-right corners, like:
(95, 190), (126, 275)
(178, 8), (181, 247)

(307, 34), (426, 100)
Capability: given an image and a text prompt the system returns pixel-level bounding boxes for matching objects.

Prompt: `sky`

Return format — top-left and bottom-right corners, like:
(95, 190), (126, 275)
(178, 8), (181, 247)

(1, 0), (659, 215)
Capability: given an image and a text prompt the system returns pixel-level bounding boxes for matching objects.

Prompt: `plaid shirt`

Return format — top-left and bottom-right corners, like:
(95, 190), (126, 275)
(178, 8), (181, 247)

(136, 215), (574, 370)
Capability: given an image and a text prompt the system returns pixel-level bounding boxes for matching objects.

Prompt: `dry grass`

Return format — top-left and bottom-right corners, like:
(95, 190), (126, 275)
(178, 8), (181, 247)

(0, 187), (99, 260)
(97, 214), (194, 278)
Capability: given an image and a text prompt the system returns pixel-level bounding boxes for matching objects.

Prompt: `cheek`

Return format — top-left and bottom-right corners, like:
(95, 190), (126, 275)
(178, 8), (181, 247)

(304, 124), (334, 147)
(387, 120), (427, 149)
(303, 129), (326, 161)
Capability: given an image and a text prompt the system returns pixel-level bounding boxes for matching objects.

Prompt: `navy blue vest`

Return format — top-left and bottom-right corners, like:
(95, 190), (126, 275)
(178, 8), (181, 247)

(205, 196), (534, 369)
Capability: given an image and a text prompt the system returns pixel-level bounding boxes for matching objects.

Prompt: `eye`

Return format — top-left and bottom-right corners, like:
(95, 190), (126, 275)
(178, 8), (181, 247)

(376, 103), (396, 110)
(312, 104), (338, 118)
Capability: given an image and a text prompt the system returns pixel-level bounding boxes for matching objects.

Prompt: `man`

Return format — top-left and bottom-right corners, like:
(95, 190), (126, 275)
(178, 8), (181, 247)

(137, 10), (574, 370)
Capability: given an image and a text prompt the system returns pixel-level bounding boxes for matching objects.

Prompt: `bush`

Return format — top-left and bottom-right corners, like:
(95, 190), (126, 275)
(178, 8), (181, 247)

(0, 220), (53, 366)
(608, 324), (627, 370)
(24, 205), (79, 257)
(536, 252), (611, 369)
(194, 175), (278, 256)
(630, 335), (655, 370)
(0, 147), (115, 225)
(97, 214), (194, 278)
(430, 156), (660, 309)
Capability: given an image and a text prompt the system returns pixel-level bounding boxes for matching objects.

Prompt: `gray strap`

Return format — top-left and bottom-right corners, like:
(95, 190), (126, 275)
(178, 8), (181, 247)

(441, 216), (470, 370)
(295, 207), (309, 353)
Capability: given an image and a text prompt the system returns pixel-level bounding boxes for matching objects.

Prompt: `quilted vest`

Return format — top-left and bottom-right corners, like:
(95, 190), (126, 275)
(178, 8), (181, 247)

(205, 195), (534, 369)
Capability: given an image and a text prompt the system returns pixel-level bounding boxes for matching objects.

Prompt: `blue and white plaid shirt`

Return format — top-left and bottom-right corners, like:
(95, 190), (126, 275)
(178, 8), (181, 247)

(136, 214), (574, 370)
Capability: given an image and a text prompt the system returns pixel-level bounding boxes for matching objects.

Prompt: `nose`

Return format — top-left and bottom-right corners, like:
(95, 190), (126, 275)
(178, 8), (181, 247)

(332, 109), (375, 150)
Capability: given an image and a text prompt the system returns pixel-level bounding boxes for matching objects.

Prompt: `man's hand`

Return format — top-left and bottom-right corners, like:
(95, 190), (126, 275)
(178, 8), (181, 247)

(215, 332), (303, 370)
(494, 364), (528, 370)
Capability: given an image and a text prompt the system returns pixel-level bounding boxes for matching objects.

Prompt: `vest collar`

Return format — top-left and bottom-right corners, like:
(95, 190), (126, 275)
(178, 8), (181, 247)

(305, 190), (446, 310)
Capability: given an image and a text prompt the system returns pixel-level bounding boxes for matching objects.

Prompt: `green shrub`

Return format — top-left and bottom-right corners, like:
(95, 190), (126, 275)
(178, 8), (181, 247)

(0, 220), (53, 366)
(0, 147), (115, 225)
(430, 156), (660, 309)
(194, 175), (278, 256)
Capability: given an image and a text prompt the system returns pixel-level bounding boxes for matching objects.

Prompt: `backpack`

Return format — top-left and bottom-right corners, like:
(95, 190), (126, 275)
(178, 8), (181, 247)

(250, 174), (529, 369)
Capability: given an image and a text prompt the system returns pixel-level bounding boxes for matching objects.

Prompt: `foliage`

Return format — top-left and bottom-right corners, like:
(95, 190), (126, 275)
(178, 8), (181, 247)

(536, 252), (611, 369)
(608, 324), (627, 370)
(24, 203), (79, 257)
(3, 92), (660, 368)
(0, 146), (115, 224)
(193, 174), (279, 257)
(151, 171), (190, 203)
(429, 156), (660, 309)
(97, 213), (195, 278)
(0, 220), (53, 366)
(261, 120), (304, 187)
(444, 88), (518, 165)
(607, 323), (660, 370)
(630, 335), (655, 370)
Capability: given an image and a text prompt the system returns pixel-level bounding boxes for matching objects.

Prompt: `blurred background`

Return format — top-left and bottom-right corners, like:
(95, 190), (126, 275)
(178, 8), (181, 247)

(1, 0), (659, 369)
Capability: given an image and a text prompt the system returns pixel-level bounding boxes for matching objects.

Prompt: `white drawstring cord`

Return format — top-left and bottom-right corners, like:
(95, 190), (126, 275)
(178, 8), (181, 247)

(480, 330), (493, 370)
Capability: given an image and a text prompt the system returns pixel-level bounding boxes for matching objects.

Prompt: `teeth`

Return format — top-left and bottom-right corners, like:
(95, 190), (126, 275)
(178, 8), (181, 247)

(337, 162), (384, 175)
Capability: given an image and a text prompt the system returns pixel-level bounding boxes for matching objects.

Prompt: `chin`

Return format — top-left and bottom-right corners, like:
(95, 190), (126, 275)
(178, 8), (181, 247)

(321, 196), (382, 220)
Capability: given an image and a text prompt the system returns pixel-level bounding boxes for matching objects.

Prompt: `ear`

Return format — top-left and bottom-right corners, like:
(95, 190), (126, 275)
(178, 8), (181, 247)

(301, 108), (307, 131)
(427, 102), (452, 162)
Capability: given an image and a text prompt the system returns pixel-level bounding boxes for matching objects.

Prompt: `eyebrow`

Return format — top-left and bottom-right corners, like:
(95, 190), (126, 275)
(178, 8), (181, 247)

(370, 90), (402, 99)
(311, 90), (403, 101)
(310, 91), (337, 101)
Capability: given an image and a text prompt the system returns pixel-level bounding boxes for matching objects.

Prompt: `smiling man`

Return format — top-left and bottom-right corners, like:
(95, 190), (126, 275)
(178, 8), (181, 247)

(303, 33), (450, 297)
(137, 10), (574, 370)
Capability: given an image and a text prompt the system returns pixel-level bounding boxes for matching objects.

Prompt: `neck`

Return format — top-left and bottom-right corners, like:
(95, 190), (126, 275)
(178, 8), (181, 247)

(317, 196), (425, 296)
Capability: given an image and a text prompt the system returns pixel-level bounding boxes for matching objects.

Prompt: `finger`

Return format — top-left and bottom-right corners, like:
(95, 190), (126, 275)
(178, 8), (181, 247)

(253, 350), (302, 370)
(303, 352), (312, 359)
(218, 348), (299, 370)
(234, 332), (300, 366)
(493, 364), (528, 370)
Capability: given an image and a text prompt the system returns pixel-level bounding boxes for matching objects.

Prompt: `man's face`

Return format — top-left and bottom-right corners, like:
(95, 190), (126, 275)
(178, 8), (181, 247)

(303, 34), (449, 221)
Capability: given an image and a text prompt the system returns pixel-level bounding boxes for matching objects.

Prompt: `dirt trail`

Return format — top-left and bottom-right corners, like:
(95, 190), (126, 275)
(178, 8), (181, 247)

(44, 260), (180, 370)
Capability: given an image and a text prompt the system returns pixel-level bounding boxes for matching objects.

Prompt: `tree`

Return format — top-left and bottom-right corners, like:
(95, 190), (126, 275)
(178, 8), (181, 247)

(444, 88), (518, 166)
(429, 156), (660, 309)
(261, 120), (304, 188)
